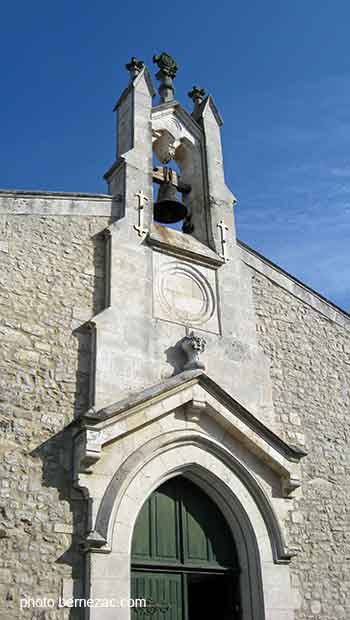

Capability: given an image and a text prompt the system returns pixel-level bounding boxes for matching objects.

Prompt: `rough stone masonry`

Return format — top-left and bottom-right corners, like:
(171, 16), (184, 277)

(0, 207), (110, 619)
(1, 54), (350, 620)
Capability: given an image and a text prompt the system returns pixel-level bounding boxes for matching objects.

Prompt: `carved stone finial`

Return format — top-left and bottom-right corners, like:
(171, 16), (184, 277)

(153, 52), (178, 103)
(125, 57), (144, 79)
(188, 86), (206, 106)
(181, 332), (207, 370)
(153, 53), (178, 78)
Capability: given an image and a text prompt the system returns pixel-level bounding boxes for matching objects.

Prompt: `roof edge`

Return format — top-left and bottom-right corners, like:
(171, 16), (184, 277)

(239, 239), (350, 328)
(0, 189), (112, 199)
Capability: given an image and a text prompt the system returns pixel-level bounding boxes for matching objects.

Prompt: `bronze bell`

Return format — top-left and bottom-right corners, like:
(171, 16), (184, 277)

(154, 181), (188, 224)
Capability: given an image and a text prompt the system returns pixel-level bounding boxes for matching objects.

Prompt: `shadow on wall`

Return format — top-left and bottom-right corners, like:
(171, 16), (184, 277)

(72, 323), (96, 420)
(31, 429), (86, 619)
(22, 208), (122, 619)
(91, 230), (109, 317)
(109, 196), (124, 225)
(72, 225), (112, 420)
(165, 338), (188, 376)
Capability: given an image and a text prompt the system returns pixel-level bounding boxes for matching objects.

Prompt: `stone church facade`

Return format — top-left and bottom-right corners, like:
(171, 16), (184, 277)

(0, 54), (349, 620)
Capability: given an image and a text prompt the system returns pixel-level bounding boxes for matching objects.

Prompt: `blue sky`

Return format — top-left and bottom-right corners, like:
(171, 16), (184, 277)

(1, 1), (350, 310)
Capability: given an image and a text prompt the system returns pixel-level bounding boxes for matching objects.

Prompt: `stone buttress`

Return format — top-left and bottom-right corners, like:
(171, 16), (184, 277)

(72, 55), (307, 620)
(90, 55), (274, 428)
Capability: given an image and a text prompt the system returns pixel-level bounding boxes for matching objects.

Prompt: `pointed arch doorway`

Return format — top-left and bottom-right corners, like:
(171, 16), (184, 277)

(131, 475), (241, 619)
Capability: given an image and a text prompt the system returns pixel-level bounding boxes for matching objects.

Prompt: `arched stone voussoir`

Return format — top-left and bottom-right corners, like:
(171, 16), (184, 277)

(91, 430), (294, 566)
(86, 431), (299, 620)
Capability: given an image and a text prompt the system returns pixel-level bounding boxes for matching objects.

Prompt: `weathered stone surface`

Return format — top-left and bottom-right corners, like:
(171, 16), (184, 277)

(251, 269), (350, 620)
(0, 214), (109, 618)
(1, 58), (349, 620)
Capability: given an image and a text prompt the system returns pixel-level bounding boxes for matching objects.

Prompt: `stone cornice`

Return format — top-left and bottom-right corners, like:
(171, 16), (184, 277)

(81, 370), (306, 464)
(147, 223), (224, 268)
(239, 239), (350, 330)
(0, 189), (111, 199)
(0, 190), (118, 217)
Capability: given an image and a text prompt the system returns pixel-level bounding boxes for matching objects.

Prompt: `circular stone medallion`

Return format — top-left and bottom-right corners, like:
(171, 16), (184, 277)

(156, 261), (215, 326)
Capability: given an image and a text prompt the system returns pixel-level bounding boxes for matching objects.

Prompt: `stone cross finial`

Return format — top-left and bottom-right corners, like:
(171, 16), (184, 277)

(188, 86), (206, 106)
(125, 57), (144, 80)
(134, 190), (149, 237)
(153, 52), (178, 103)
(181, 332), (207, 370)
(217, 220), (230, 262)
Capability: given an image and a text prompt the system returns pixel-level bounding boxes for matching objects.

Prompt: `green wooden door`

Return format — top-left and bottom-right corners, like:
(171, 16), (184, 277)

(131, 572), (183, 620)
(180, 477), (237, 568)
(131, 476), (240, 620)
(131, 476), (238, 569)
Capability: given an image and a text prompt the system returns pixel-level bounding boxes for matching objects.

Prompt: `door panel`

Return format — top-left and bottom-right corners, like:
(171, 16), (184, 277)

(131, 476), (241, 619)
(132, 479), (181, 563)
(132, 498), (152, 560)
(131, 476), (238, 569)
(180, 477), (237, 568)
(131, 571), (183, 620)
(154, 486), (179, 561)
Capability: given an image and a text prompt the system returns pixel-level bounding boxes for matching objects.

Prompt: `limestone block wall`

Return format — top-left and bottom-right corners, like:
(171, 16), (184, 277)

(250, 269), (350, 620)
(1, 204), (349, 619)
(0, 214), (110, 619)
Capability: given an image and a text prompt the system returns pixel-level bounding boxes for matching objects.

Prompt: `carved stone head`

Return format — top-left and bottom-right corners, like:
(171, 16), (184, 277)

(181, 332), (207, 370)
